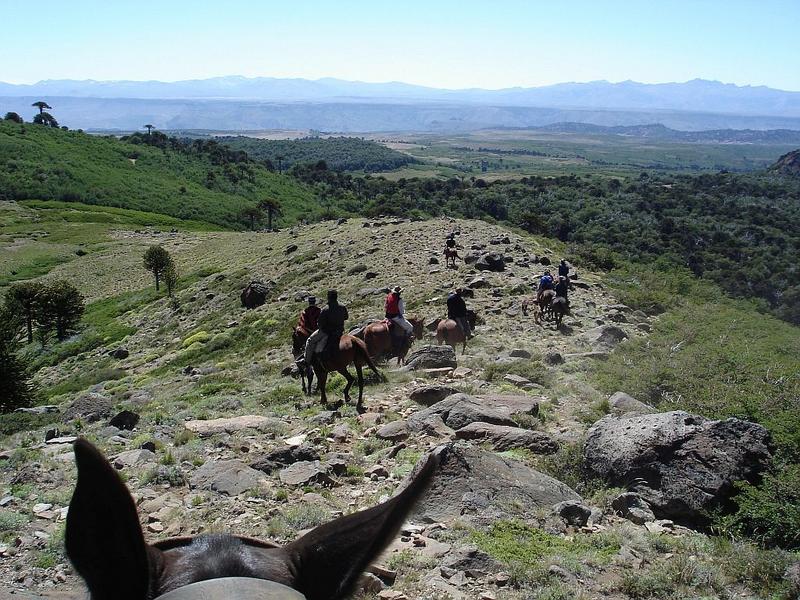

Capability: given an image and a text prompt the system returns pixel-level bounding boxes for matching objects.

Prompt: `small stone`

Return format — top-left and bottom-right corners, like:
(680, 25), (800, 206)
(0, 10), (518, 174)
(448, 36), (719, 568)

(32, 503), (53, 514)
(367, 465), (389, 479)
(147, 522), (165, 534)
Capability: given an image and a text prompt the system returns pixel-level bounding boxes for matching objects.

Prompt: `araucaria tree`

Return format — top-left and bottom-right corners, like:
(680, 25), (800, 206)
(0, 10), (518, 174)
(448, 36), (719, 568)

(144, 124), (154, 135)
(164, 260), (179, 298)
(32, 101), (52, 115)
(143, 245), (173, 291)
(33, 112), (59, 128)
(241, 206), (263, 230)
(37, 280), (85, 341)
(0, 304), (34, 412)
(5, 282), (44, 343)
(4, 111), (23, 123)
(258, 198), (282, 230)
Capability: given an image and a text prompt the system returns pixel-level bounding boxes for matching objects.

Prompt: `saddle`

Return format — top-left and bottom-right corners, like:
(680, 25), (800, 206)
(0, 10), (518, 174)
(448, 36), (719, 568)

(382, 318), (405, 338)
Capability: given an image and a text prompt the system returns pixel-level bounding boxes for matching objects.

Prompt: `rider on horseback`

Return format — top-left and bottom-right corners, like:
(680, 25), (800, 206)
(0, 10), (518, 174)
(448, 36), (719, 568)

(447, 288), (472, 338)
(537, 270), (555, 301)
(296, 296), (321, 336)
(385, 286), (413, 341)
(445, 233), (457, 250)
(305, 290), (349, 367)
(558, 259), (570, 279)
(555, 275), (569, 302)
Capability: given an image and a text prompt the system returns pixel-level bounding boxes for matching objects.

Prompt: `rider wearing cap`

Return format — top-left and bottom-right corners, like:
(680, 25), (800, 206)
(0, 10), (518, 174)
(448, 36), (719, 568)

(305, 290), (349, 366)
(385, 286), (413, 339)
(555, 275), (569, 301)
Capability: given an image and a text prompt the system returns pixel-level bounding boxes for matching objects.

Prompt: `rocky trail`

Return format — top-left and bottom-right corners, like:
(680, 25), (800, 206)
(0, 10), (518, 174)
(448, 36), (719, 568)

(0, 218), (792, 599)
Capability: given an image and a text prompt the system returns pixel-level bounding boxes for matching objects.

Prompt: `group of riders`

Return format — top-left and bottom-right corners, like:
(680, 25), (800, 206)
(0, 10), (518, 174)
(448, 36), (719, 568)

(295, 232), (571, 370)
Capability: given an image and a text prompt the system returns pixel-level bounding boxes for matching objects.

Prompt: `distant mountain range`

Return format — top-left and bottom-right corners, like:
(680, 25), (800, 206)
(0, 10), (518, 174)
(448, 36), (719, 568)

(3, 77), (800, 132)
(2, 77), (800, 116)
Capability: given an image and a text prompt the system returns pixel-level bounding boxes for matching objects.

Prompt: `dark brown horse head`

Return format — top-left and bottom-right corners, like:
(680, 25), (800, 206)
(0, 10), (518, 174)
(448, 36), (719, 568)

(66, 439), (444, 600)
(408, 316), (425, 339)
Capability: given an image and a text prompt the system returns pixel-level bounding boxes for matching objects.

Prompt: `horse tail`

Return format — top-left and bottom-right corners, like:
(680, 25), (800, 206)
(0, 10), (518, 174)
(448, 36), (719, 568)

(354, 337), (386, 382)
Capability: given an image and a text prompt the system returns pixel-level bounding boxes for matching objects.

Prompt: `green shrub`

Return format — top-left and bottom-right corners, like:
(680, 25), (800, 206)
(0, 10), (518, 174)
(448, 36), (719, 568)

(484, 359), (546, 385)
(182, 330), (212, 348)
(0, 411), (60, 436)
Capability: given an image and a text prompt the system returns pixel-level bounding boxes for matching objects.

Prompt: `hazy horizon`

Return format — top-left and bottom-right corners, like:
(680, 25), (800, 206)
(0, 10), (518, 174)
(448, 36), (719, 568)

(2, 0), (799, 91)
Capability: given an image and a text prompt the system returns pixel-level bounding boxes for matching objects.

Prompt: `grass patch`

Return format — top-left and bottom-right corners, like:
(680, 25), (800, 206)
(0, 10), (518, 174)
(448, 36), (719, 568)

(484, 358), (546, 385)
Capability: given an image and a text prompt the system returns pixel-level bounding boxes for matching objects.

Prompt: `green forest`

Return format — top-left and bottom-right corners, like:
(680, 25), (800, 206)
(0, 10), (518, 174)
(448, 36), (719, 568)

(214, 135), (419, 172)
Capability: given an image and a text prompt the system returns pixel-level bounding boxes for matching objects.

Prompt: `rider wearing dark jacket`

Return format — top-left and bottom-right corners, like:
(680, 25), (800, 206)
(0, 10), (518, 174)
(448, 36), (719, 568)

(318, 291), (349, 337)
(447, 288), (472, 338)
(558, 260), (569, 279)
(555, 276), (569, 300)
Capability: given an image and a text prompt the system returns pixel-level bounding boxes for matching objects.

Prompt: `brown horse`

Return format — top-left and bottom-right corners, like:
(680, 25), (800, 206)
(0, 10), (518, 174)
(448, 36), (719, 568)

(362, 317), (424, 365)
(65, 438), (445, 600)
(435, 311), (477, 355)
(443, 247), (460, 268)
(310, 334), (383, 413)
(538, 289), (556, 320)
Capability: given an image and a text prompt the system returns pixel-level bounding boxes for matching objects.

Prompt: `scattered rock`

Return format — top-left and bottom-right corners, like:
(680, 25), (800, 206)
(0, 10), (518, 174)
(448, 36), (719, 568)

(376, 420), (409, 441)
(584, 411), (773, 523)
(582, 324), (628, 349)
(543, 351), (564, 365)
(250, 444), (320, 474)
(109, 410), (140, 431)
(409, 394), (517, 431)
(441, 545), (503, 578)
(509, 348), (531, 358)
(475, 253), (505, 272)
(455, 422), (558, 454)
(405, 345), (457, 370)
(108, 347), (129, 360)
(611, 492), (656, 524)
(553, 500), (592, 527)
(113, 449), (156, 469)
(184, 415), (284, 437)
(240, 280), (272, 309)
(609, 391), (654, 416)
(284, 244), (298, 254)
(279, 461), (335, 487)
(190, 460), (267, 496)
(467, 277), (490, 289)
(410, 385), (460, 406)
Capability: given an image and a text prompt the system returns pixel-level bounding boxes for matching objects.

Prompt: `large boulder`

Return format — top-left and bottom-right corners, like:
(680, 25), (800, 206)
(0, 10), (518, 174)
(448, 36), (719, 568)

(475, 253), (506, 272)
(190, 460), (267, 496)
(584, 411), (772, 523)
(408, 394), (517, 432)
(405, 345), (457, 370)
(412, 443), (580, 523)
(581, 325), (628, 349)
(62, 393), (113, 423)
(184, 415), (284, 437)
(240, 280), (271, 309)
(455, 422), (558, 454)
(279, 461), (335, 487)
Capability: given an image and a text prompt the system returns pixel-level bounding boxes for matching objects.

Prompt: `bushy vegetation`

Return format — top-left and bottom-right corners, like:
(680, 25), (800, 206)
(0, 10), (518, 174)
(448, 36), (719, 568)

(0, 121), (316, 229)
(594, 268), (800, 548)
(216, 136), (418, 172)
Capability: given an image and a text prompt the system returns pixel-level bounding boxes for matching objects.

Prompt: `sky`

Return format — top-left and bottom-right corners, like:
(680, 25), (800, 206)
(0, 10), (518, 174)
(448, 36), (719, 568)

(1, 0), (799, 91)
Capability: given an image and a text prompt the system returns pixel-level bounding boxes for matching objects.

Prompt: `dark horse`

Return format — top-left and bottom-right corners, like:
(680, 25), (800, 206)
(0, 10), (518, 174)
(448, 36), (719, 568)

(362, 317), (424, 365)
(291, 327), (314, 394)
(310, 334), (383, 413)
(443, 247), (460, 268)
(551, 296), (568, 328)
(65, 438), (445, 600)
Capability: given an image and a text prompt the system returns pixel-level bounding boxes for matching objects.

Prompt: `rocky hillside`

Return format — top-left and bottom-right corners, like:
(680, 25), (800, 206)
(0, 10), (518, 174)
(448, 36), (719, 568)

(1, 217), (797, 599)
(771, 148), (800, 176)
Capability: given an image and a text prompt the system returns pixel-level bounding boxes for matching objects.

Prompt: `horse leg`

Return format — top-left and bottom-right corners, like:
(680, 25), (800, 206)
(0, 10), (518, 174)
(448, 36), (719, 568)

(355, 364), (365, 414)
(339, 368), (355, 404)
(316, 369), (328, 406)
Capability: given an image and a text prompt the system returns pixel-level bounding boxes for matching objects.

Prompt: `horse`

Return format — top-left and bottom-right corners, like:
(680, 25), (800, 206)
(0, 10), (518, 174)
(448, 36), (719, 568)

(538, 289), (557, 320)
(551, 296), (568, 328)
(291, 327), (314, 394)
(65, 438), (445, 600)
(521, 297), (544, 325)
(310, 334), (383, 413)
(443, 247), (460, 268)
(362, 316), (424, 365)
(435, 311), (477, 355)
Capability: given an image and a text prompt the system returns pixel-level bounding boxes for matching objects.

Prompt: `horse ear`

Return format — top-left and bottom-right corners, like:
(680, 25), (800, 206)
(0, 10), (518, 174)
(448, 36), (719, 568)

(65, 438), (156, 600)
(284, 445), (446, 600)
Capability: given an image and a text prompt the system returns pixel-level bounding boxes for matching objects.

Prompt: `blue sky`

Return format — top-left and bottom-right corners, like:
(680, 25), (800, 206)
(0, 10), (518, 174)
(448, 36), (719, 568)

(2, 0), (799, 90)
